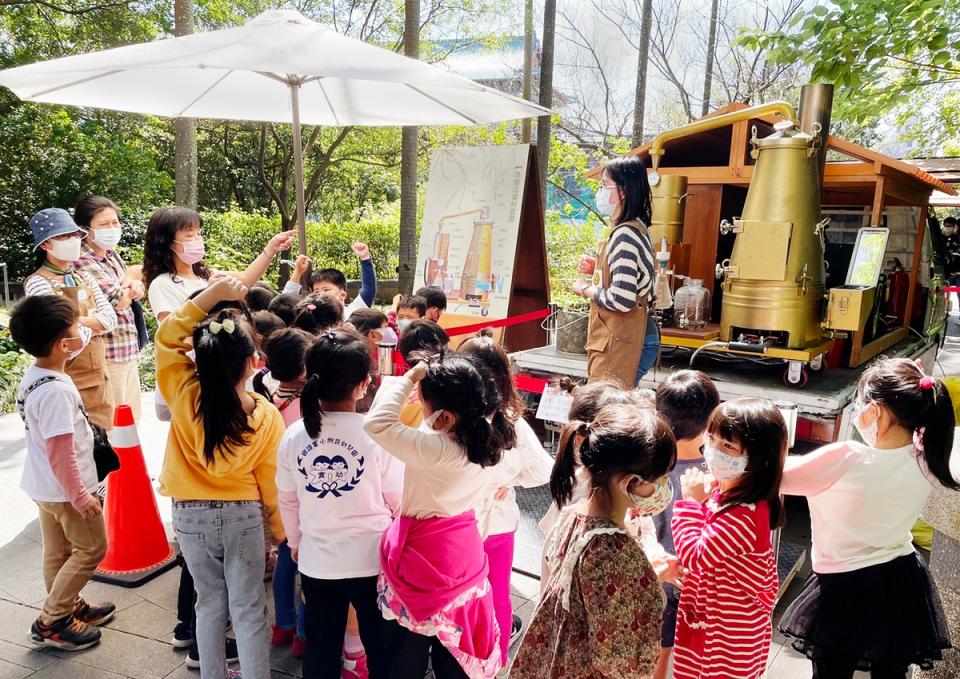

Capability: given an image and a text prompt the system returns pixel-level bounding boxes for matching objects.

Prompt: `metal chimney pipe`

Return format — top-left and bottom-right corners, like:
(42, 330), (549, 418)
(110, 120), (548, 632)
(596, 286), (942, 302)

(798, 83), (834, 191)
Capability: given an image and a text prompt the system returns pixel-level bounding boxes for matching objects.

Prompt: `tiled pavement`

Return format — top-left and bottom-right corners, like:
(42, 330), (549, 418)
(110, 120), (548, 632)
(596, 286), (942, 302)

(3, 312), (959, 677)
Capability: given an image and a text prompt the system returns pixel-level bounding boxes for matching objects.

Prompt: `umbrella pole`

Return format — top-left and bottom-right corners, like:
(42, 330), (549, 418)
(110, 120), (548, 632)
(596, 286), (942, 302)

(289, 79), (307, 255)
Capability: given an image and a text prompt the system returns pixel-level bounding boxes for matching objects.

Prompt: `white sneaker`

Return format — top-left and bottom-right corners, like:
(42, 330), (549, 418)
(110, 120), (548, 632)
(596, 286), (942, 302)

(510, 614), (524, 647)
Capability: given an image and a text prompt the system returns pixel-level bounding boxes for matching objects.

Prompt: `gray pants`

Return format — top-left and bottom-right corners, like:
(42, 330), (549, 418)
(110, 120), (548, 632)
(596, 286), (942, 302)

(173, 501), (269, 679)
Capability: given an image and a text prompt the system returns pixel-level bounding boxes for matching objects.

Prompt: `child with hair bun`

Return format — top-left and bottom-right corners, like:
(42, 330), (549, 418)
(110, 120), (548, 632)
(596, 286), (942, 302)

(511, 403), (676, 679)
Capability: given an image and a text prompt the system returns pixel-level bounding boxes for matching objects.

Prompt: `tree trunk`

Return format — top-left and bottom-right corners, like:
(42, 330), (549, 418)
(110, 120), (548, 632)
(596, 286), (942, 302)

(174, 0), (197, 208)
(701, 0), (719, 117)
(398, 0), (420, 295)
(632, 0), (653, 147)
(521, 0), (534, 143)
(537, 0), (557, 203)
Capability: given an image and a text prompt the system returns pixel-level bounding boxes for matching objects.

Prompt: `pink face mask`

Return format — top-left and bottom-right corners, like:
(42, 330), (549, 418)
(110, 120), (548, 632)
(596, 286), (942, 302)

(175, 238), (205, 266)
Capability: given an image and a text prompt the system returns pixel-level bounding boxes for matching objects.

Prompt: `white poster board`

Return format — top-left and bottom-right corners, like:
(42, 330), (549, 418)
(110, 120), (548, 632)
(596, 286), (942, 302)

(416, 144), (531, 319)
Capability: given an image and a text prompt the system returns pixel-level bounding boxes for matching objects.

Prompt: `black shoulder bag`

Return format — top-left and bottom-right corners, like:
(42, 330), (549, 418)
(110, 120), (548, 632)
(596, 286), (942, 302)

(18, 376), (120, 482)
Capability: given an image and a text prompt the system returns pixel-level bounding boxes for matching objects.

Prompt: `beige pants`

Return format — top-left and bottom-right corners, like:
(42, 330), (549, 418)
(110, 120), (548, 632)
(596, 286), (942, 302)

(106, 359), (142, 423)
(36, 501), (108, 625)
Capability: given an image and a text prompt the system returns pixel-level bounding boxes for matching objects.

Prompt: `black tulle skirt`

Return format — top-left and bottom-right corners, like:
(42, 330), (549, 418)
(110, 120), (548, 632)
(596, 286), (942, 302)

(778, 553), (952, 671)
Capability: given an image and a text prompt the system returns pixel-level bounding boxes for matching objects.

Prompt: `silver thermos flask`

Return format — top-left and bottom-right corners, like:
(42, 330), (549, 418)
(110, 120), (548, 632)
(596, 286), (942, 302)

(378, 342), (397, 377)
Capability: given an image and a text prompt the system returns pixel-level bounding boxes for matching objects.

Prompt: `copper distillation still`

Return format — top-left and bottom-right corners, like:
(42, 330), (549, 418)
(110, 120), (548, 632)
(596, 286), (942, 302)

(424, 207), (495, 315)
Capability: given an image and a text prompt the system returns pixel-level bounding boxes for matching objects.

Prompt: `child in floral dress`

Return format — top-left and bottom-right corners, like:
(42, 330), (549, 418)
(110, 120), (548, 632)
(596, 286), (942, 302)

(510, 403), (676, 678)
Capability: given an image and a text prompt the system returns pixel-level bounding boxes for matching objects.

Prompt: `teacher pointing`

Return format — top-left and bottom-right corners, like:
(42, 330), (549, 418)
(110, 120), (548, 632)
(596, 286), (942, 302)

(572, 156), (659, 386)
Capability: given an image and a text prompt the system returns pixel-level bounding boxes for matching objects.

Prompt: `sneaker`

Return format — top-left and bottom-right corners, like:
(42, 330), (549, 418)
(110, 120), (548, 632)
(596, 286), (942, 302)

(272, 624), (294, 647)
(226, 669), (242, 679)
(186, 638), (239, 669)
(74, 600), (116, 627)
(342, 653), (368, 679)
(29, 615), (101, 651)
(509, 614), (523, 647)
(292, 634), (307, 659)
(172, 621), (193, 649)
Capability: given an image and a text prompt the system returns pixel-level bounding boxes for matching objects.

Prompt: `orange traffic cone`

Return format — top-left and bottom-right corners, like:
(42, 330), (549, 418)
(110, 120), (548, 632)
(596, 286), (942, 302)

(94, 405), (177, 587)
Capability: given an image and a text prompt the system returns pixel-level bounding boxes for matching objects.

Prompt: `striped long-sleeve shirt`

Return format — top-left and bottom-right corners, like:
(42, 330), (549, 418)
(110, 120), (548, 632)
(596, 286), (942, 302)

(591, 223), (655, 312)
(25, 271), (117, 345)
(671, 494), (778, 679)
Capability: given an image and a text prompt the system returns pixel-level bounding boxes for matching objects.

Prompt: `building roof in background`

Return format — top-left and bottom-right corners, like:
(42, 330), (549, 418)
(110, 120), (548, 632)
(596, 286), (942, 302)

(902, 157), (960, 208)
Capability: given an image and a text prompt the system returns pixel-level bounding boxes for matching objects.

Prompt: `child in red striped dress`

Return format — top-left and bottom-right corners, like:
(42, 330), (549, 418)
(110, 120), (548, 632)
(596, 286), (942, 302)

(671, 398), (786, 679)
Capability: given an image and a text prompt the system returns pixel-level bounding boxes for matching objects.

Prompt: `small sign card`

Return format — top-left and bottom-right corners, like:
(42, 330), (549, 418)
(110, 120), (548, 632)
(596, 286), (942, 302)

(535, 386), (575, 424)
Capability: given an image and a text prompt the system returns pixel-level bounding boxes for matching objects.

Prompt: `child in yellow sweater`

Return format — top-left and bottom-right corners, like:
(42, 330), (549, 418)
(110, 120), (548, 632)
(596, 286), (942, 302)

(157, 275), (285, 679)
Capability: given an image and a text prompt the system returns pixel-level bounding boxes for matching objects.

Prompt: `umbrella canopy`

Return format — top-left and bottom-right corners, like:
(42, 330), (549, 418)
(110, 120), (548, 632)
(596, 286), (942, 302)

(0, 9), (549, 247)
(0, 9), (547, 126)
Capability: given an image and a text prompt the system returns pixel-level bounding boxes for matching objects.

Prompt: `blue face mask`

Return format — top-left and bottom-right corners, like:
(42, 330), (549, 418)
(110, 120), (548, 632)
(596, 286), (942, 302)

(703, 445), (748, 481)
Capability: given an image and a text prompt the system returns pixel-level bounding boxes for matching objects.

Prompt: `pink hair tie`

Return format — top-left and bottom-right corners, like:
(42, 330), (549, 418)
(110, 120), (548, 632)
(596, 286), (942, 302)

(919, 376), (935, 390)
(306, 304), (316, 311)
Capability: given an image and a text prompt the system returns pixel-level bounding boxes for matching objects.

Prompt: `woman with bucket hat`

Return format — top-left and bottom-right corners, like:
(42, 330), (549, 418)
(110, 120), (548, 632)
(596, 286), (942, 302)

(23, 208), (117, 430)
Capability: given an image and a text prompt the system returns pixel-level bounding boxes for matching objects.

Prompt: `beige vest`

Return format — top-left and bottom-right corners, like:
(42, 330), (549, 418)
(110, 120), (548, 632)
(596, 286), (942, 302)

(585, 221), (651, 386)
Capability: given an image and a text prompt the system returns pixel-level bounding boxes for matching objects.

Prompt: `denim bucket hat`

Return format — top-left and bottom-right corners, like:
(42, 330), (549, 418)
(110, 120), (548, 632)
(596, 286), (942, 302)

(29, 208), (81, 250)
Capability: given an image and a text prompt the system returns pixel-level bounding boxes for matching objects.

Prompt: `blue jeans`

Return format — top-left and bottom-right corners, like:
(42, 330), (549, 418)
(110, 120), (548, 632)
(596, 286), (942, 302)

(635, 313), (661, 385)
(273, 541), (298, 631)
(173, 501), (270, 679)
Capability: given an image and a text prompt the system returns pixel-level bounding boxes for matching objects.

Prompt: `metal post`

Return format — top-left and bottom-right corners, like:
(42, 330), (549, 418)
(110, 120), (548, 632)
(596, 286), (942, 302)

(289, 78), (307, 255)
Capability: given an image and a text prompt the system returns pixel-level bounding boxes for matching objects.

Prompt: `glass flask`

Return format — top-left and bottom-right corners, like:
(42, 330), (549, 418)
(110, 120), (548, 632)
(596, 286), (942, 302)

(673, 278), (711, 329)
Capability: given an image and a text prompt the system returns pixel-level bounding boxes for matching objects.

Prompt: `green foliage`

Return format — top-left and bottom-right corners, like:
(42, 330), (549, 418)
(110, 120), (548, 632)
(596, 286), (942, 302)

(545, 211), (603, 311)
(740, 0), (960, 151)
(199, 206), (401, 282)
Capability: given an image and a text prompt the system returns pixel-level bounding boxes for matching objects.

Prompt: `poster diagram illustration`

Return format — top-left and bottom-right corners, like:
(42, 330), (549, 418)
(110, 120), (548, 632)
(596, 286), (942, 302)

(416, 144), (531, 319)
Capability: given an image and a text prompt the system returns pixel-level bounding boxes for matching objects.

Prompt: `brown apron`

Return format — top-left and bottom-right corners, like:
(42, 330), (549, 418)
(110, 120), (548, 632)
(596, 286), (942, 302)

(586, 221), (651, 386)
(32, 270), (115, 429)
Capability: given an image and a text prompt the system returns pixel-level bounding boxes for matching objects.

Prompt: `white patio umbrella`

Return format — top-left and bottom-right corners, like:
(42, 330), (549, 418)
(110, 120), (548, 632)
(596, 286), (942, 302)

(0, 9), (549, 250)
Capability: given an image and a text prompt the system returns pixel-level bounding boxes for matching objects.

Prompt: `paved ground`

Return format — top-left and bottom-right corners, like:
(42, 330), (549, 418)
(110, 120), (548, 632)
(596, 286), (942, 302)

(0, 314), (957, 678)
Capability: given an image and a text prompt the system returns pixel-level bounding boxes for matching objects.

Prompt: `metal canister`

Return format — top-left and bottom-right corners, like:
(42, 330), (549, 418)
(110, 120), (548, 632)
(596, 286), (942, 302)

(650, 174), (688, 245)
(378, 343), (396, 376)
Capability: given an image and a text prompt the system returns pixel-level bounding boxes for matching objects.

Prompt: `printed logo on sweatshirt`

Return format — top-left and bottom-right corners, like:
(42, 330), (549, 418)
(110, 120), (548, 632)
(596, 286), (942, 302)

(297, 436), (365, 498)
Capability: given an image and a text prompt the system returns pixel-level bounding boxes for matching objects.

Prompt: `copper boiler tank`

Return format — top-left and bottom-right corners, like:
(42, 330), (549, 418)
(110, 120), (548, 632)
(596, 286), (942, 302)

(717, 121), (828, 348)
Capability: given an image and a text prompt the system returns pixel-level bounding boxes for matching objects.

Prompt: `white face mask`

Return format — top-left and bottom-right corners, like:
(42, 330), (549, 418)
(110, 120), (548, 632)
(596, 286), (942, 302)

(422, 409), (449, 434)
(703, 445), (749, 481)
(595, 186), (618, 216)
(854, 402), (880, 447)
(622, 475), (674, 517)
(90, 227), (122, 250)
(397, 318), (413, 334)
(62, 335), (86, 361)
(49, 237), (82, 262)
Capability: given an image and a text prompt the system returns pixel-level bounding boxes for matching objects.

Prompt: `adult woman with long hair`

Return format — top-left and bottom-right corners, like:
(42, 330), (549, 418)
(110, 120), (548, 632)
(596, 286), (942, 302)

(574, 156), (658, 386)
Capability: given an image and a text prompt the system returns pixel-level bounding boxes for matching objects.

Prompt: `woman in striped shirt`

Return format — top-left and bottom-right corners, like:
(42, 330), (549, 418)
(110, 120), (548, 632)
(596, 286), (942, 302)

(574, 156), (658, 386)
(24, 208), (118, 430)
(671, 398), (785, 679)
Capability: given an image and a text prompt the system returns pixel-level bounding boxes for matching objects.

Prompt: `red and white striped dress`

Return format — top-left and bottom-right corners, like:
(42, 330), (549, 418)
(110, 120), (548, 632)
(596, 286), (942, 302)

(671, 493), (778, 679)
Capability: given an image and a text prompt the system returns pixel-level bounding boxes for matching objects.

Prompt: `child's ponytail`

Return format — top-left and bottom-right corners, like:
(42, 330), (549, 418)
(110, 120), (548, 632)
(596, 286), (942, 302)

(550, 421), (588, 507)
(300, 373), (325, 439)
(920, 378), (958, 489)
(859, 358), (958, 489)
(419, 353), (513, 468)
(192, 310), (257, 465)
(300, 329), (371, 439)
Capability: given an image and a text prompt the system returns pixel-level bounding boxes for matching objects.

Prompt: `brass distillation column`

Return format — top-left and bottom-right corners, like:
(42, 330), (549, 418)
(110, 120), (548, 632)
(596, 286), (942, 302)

(716, 107), (829, 349)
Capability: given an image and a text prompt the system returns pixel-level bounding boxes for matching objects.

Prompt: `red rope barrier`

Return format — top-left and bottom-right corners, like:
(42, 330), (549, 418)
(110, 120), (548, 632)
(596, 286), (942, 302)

(443, 307), (552, 338)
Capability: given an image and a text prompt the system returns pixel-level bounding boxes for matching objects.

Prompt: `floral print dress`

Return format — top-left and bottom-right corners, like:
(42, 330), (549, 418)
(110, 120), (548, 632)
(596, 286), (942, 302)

(510, 509), (664, 678)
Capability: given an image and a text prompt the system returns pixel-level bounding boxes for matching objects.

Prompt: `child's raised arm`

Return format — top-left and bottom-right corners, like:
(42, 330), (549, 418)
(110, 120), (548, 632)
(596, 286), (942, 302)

(155, 276), (248, 421)
(352, 242), (377, 307)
